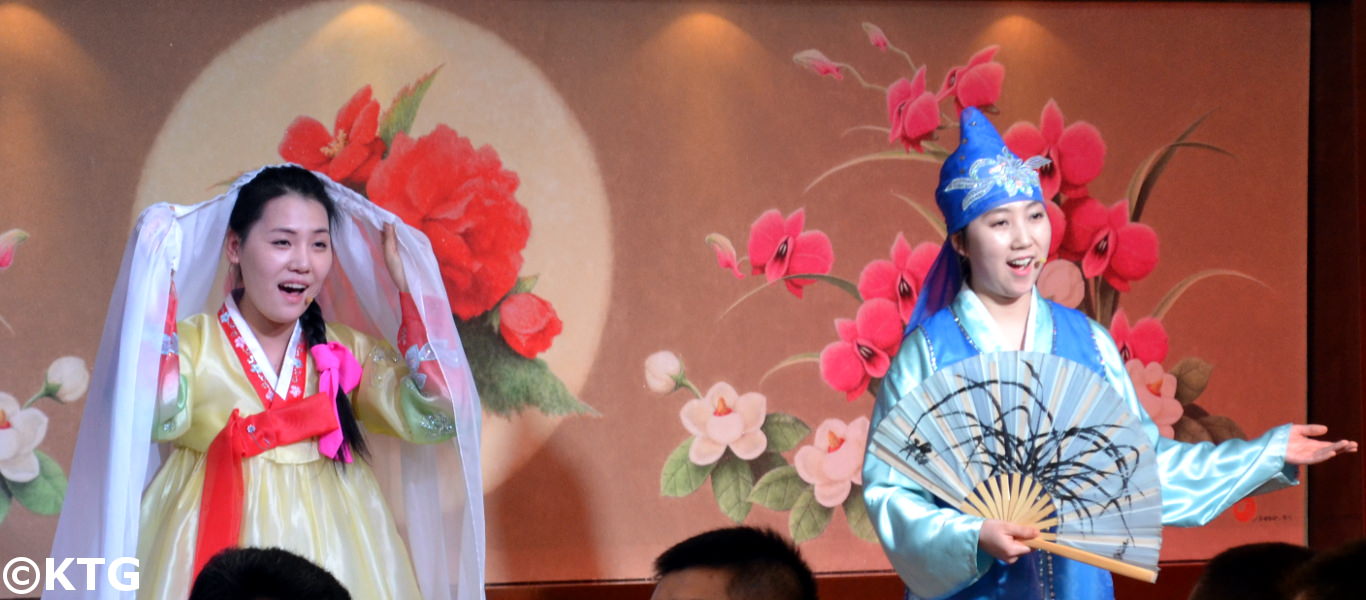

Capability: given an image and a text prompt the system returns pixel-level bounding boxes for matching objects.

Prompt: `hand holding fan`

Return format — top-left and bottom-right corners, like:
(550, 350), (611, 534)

(869, 351), (1162, 582)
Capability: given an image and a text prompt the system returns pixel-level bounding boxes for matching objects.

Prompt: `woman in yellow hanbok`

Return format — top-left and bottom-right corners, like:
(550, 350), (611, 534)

(49, 166), (485, 600)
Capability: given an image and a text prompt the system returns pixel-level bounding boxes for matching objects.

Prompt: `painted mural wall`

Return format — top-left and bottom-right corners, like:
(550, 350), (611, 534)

(0, 0), (1308, 586)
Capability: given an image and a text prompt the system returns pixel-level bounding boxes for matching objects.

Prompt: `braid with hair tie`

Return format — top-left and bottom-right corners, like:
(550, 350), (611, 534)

(300, 300), (369, 461)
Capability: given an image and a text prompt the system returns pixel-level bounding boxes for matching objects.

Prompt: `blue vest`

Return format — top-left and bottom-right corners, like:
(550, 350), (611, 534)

(908, 301), (1113, 600)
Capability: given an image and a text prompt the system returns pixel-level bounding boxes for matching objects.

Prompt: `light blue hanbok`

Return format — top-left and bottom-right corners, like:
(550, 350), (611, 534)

(861, 287), (1297, 600)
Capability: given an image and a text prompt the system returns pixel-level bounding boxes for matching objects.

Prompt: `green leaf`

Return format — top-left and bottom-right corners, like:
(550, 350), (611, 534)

(840, 125), (892, 138)
(511, 275), (539, 296)
(891, 193), (948, 239)
(8, 451), (66, 515)
(661, 438), (717, 497)
(843, 484), (878, 542)
(378, 66), (443, 149)
(759, 353), (821, 386)
(1171, 357), (1214, 405)
(0, 478), (11, 524)
(761, 413), (811, 453)
(805, 149), (945, 194)
(711, 453), (755, 523)
(719, 274), (861, 321)
(789, 486), (834, 543)
(460, 315), (597, 417)
(748, 450), (789, 481)
(748, 465), (807, 511)
(1151, 269), (1267, 321)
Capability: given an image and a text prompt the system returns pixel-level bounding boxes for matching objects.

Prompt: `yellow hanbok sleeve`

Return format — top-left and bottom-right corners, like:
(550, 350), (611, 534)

(326, 322), (457, 445)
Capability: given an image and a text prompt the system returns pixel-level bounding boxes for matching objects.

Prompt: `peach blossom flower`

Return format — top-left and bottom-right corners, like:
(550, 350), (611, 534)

(645, 350), (684, 394)
(1125, 359), (1182, 438)
(43, 356), (89, 403)
(680, 382), (767, 465)
(0, 392), (48, 482)
(795, 417), (869, 507)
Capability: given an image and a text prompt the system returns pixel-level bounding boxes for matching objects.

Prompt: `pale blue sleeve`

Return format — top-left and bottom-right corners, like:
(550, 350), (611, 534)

(862, 329), (994, 599)
(1088, 321), (1298, 527)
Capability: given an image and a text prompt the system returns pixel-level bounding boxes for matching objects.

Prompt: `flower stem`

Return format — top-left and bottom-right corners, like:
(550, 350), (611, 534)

(677, 376), (704, 399)
(887, 44), (917, 71)
(836, 63), (887, 93)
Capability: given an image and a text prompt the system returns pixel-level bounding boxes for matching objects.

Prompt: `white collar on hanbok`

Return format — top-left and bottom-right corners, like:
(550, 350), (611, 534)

(223, 293), (304, 396)
(951, 286), (1054, 353)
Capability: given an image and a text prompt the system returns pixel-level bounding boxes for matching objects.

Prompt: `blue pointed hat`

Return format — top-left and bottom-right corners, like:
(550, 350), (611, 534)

(905, 107), (1051, 334)
(935, 107), (1050, 233)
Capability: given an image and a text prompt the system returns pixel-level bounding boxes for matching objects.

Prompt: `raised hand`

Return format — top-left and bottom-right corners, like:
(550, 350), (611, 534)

(1284, 424), (1358, 465)
(382, 223), (409, 294)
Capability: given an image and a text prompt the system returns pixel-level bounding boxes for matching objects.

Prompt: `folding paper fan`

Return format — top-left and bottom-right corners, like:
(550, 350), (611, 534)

(869, 351), (1162, 582)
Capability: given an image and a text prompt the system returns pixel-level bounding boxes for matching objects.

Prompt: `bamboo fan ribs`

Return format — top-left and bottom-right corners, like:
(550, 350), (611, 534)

(870, 351), (1162, 582)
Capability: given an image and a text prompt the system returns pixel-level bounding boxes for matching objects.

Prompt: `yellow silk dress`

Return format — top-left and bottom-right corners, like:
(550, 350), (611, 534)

(136, 298), (453, 599)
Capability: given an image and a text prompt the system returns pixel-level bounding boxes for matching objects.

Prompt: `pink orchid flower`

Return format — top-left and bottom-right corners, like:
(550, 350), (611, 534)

(1060, 197), (1159, 291)
(0, 229), (29, 270)
(680, 382), (767, 466)
(1036, 260), (1084, 309)
(819, 299), (903, 401)
(747, 209), (834, 298)
(857, 234), (939, 326)
(705, 233), (744, 278)
(1110, 309), (1169, 365)
(1125, 359), (1183, 438)
(938, 46), (1005, 113)
(886, 67), (940, 153)
(862, 23), (890, 51)
(795, 416), (870, 507)
(1003, 100), (1107, 200)
(793, 49), (843, 80)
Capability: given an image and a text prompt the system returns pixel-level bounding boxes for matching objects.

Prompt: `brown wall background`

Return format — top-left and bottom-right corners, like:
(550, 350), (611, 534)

(0, 0), (1316, 588)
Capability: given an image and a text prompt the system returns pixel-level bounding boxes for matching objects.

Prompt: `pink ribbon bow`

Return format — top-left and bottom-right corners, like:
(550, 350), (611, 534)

(310, 341), (362, 463)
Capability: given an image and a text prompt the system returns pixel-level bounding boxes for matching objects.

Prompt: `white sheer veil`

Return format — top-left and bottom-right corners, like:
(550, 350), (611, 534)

(46, 165), (485, 600)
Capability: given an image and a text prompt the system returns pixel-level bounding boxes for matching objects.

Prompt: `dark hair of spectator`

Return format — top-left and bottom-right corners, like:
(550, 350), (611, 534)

(188, 547), (351, 600)
(654, 526), (817, 600)
(1287, 538), (1366, 600)
(1187, 542), (1314, 600)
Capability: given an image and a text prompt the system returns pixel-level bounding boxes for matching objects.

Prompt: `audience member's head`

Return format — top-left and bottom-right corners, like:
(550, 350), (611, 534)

(188, 547), (351, 600)
(651, 526), (816, 600)
(1287, 538), (1366, 600)
(1188, 542), (1315, 600)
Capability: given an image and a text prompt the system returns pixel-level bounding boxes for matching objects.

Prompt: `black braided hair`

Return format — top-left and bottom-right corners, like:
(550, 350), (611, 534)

(228, 165), (368, 461)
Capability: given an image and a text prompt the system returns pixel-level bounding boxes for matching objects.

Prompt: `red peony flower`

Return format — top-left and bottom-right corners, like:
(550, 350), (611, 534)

(938, 46), (1004, 113)
(498, 293), (563, 359)
(857, 233), (939, 326)
(279, 86), (387, 187)
(820, 299), (903, 402)
(863, 23), (890, 51)
(368, 124), (530, 320)
(886, 67), (940, 153)
(1059, 197), (1158, 291)
(747, 208), (834, 298)
(1110, 309), (1168, 365)
(1003, 100), (1107, 200)
(793, 49), (843, 80)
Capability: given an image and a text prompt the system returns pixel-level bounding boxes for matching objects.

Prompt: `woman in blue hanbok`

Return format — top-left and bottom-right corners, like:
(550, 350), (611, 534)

(861, 108), (1357, 600)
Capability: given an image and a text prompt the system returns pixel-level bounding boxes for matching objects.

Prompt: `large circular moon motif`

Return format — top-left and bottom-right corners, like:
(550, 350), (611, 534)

(134, 0), (611, 492)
